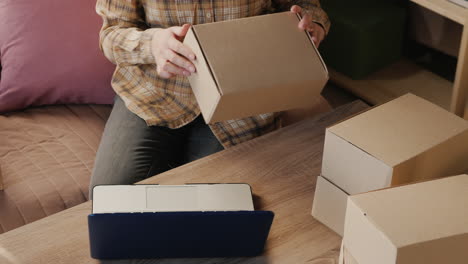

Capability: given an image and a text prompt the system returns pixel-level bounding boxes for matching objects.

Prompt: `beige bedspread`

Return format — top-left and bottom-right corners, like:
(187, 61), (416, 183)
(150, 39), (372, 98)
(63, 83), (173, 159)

(0, 105), (111, 233)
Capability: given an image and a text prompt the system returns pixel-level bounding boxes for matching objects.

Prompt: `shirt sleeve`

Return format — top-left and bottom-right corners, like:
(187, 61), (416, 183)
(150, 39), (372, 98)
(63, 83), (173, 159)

(96, 0), (162, 66)
(271, 0), (330, 34)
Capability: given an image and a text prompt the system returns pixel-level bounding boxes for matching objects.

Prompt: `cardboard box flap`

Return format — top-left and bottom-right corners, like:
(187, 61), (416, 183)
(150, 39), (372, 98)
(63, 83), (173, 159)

(328, 94), (468, 166)
(300, 12), (328, 76)
(191, 12), (327, 96)
(349, 174), (468, 248)
(184, 27), (222, 121)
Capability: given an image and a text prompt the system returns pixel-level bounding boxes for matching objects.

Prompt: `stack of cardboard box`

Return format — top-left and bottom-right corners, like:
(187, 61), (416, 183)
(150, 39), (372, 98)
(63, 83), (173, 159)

(339, 174), (468, 264)
(312, 93), (468, 236)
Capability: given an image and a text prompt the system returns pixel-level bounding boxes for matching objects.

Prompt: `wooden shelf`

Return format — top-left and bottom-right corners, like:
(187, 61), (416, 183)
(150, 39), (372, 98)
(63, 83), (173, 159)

(329, 59), (468, 118)
(328, 0), (468, 119)
(410, 0), (468, 25)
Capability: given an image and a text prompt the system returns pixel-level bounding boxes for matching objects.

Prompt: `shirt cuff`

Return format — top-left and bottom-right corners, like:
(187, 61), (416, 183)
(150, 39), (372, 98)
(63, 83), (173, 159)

(139, 28), (162, 65)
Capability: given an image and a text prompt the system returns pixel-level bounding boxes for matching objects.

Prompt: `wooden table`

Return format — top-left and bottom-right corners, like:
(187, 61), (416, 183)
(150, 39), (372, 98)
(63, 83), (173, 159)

(0, 101), (368, 264)
(330, 0), (468, 119)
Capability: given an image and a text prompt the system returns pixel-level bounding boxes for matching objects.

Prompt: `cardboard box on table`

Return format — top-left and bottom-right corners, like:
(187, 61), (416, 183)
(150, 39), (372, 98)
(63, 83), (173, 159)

(312, 176), (349, 236)
(343, 174), (468, 264)
(184, 12), (328, 123)
(339, 242), (359, 264)
(312, 94), (468, 236)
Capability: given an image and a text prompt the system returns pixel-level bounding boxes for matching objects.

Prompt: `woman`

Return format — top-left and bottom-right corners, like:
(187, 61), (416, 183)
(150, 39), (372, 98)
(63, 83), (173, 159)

(90, 0), (330, 197)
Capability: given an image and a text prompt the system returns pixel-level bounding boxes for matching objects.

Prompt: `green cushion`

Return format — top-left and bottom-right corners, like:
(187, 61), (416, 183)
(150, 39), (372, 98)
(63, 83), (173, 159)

(320, 1), (407, 79)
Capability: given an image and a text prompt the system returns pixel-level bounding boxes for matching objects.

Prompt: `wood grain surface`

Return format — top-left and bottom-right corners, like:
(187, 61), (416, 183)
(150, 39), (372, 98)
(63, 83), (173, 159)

(410, 0), (468, 25)
(0, 101), (368, 264)
(330, 59), (454, 109)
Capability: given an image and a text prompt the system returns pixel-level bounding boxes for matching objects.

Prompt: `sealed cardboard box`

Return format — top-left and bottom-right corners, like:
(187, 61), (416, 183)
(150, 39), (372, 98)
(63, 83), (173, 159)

(322, 93), (468, 195)
(344, 174), (468, 264)
(311, 175), (349, 236)
(184, 12), (328, 123)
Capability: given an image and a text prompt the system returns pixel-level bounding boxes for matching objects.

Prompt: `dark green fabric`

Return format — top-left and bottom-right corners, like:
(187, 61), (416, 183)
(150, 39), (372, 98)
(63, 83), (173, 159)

(320, 1), (407, 79)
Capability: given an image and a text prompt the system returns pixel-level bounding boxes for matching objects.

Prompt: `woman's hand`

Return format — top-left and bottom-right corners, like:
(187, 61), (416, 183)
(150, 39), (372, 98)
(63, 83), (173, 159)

(290, 5), (325, 48)
(151, 24), (196, 79)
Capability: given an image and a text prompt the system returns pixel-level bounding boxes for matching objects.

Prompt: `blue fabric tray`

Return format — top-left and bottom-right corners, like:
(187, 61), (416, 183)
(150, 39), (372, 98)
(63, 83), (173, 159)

(88, 210), (274, 259)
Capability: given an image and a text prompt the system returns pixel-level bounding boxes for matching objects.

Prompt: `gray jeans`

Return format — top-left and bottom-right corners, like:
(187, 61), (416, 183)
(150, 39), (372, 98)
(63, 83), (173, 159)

(89, 96), (224, 198)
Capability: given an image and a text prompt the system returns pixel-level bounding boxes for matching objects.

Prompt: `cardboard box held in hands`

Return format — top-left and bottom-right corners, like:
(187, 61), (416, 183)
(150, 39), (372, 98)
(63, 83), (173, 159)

(184, 12), (328, 123)
(344, 174), (468, 264)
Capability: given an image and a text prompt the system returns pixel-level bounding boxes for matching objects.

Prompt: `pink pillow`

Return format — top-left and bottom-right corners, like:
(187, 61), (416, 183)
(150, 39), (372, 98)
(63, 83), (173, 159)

(0, 0), (115, 113)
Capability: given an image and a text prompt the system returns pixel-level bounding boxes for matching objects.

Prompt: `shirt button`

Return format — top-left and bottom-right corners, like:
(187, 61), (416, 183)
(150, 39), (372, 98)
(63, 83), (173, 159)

(206, 12), (212, 19)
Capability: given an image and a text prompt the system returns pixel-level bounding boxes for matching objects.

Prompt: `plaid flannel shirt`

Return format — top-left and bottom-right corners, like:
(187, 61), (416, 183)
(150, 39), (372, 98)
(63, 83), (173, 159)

(96, 0), (330, 148)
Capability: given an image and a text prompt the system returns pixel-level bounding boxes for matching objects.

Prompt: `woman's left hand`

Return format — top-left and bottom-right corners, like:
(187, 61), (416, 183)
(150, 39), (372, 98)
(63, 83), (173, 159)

(290, 5), (325, 48)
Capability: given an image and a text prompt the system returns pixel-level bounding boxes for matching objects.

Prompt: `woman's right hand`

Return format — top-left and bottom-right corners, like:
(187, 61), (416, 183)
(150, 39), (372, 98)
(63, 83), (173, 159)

(151, 24), (197, 79)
